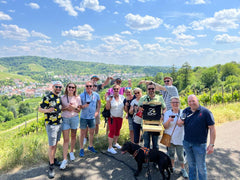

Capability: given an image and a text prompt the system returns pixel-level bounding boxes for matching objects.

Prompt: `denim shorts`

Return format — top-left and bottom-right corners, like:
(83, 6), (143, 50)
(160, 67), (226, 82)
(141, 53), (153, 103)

(62, 115), (79, 130)
(80, 118), (96, 129)
(46, 124), (62, 146)
(128, 116), (133, 130)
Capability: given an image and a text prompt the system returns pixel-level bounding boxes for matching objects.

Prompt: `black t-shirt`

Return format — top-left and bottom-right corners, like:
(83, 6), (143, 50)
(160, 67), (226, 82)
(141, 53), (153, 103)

(123, 96), (136, 118)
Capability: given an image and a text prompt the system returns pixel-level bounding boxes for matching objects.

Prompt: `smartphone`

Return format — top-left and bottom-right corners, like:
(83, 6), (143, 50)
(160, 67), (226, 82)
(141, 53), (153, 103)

(87, 101), (90, 104)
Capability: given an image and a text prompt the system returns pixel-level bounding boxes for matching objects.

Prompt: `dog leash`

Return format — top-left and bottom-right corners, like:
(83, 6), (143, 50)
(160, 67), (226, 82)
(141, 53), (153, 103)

(100, 151), (138, 180)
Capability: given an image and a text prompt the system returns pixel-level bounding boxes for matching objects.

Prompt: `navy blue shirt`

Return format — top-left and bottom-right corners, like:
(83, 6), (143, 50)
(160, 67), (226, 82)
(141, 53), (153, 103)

(183, 105), (215, 144)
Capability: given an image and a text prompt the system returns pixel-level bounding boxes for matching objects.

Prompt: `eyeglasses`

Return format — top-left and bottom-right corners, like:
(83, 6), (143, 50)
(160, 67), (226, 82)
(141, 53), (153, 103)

(68, 86), (75, 89)
(164, 80), (170, 83)
(113, 88), (119, 91)
(134, 92), (140, 95)
(86, 85), (92, 88)
(55, 86), (62, 89)
(171, 102), (179, 104)
(148, 88), (155, 91)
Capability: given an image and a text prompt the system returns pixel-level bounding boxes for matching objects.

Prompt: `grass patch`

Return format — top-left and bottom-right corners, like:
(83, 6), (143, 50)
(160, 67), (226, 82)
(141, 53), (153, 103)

(28, 64), (45, 72)
(0, 72), (34, 81)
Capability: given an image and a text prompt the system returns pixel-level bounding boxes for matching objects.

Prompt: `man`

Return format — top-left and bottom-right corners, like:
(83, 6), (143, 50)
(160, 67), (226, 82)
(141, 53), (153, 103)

(138, 82), (167, 150)
(91, 75), (113, 93)
(38, 81), (63, 179)
(139, 76), (178, 110)
(106, 78), (132, 96)
(79, 81), (101, 157)
(177, 95), (216, 180)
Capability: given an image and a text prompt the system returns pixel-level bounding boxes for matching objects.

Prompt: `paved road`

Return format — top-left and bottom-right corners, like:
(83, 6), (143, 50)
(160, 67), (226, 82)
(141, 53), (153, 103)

(1, 120), (240, 180)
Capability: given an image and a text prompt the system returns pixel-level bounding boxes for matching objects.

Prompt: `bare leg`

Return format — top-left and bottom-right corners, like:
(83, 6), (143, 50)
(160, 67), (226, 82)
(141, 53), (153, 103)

(80, 129), (86, 149)
(70, 129), (77, 152)
(108, 137), (113, 149)
(89, 128), (95, 147)
(62, 129), (70, 160)
(49, 143), (58, 164)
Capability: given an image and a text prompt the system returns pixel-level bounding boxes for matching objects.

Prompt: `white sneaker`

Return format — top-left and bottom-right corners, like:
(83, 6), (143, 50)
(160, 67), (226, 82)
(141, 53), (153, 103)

(113, 143), (122, 149)
(83, 138), (87, 145)
(60, 159), (68, 170)
(107, 147), (117, 154)
(69, 152), (75, 161)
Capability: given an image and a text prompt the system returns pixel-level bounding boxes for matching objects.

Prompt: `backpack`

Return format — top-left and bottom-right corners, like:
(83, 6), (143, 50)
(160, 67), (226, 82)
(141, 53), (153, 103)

(102, 107), (110, 118)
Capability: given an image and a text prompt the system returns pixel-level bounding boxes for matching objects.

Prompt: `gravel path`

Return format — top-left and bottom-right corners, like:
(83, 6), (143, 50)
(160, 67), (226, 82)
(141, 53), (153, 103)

(1, 120), (240, 180)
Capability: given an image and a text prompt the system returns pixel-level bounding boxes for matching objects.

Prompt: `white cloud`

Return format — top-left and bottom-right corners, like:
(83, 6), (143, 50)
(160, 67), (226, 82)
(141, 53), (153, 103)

(138, 0), (150, 2)
(101, 34), (126, 45)
(0, 11), (12, 20)
(31, 30), (50, 39)
(121, 31), (132, 35)
(76, 0), (105, 12)
(124, 0), (130, 3)
(26, 3), (40, 9)
(197, 34), (207, 38)
(191, 8), (240, 32)
(114, 11), (119, 15)
(1, 1), (7, 4)
(53, 0), (78, 16)
(62, 24), (94, 40)
(185, 0), (206, 5)
(172, 25), (187, 35)
(115, 1), (122, 4)
(0, 24), (30, 41)
(214, 34), (240, 43)
(125, 13), (163, 31)
(155, 36), (196, 46)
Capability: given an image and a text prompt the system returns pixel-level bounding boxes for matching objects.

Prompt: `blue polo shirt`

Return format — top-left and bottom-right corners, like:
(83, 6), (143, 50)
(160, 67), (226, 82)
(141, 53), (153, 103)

(183, 105), (215, 144)
(80, 91), (100, 119)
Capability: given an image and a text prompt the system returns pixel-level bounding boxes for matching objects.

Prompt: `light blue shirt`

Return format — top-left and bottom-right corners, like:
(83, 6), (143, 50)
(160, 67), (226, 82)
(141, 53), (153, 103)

(80, 91), (100, 119)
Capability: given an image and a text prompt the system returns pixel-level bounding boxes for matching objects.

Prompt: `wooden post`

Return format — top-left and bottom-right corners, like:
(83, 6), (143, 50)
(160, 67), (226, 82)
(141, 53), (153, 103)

(222, 86), (224, 104)
(232, 87), (234, 102)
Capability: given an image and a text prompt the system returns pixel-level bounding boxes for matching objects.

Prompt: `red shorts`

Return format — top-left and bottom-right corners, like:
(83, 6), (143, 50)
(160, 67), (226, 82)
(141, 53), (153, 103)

(108, 117), (123, 138)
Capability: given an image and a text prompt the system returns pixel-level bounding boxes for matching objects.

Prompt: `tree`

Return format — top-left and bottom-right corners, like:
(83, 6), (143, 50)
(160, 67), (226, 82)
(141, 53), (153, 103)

(221, 62), (240, 81)
(177, 62), (192, 91)
(5, 112), (14, 122)
(18, 102), (33, 115)
(200, 67), (219, 88)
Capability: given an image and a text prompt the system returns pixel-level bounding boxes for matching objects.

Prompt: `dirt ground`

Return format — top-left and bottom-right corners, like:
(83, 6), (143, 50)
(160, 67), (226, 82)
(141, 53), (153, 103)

(1, 120), (240, 180)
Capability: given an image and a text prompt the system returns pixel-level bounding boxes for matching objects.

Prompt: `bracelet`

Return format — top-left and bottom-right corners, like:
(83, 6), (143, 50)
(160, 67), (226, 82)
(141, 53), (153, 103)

(209, 144), (214, 147)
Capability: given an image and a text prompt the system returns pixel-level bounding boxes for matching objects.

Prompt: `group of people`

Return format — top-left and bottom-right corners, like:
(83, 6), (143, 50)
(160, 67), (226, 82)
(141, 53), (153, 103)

(39, 75), (216, 180)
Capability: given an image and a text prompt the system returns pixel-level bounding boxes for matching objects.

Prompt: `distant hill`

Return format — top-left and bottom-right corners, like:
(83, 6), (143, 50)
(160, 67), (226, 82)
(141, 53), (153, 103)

(0, 56), (171, 79)
(0, 71), (35, 82)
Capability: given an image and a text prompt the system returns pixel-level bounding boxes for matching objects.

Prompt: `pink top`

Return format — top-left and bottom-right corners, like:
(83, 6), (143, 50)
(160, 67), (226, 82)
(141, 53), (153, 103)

(107, 87), (125, 96)
(61, 95), (82, 118)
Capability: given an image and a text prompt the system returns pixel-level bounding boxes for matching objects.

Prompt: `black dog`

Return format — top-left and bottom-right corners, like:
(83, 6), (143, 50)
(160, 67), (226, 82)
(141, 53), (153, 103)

(121, 141), (173, 180)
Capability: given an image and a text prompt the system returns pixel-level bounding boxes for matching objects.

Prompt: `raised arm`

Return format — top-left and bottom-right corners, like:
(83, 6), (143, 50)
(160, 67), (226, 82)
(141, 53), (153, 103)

(138, 80), (166, 91)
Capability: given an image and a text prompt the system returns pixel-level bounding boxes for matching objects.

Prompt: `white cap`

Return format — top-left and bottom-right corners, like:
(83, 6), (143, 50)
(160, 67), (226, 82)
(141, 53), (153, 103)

(52, 81), (63, 86)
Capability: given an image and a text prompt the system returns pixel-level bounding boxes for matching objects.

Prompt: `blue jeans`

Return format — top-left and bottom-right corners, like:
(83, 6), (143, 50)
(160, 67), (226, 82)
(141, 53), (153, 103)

(143, 131), (159, 150)
(183, 140), (207, 180)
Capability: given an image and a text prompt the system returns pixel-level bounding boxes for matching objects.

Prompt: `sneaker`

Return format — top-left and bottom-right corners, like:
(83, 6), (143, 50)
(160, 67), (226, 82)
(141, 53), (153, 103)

(79, 149), (84, 157)
(181, 168), (189, 178)
(107, 147), (117, 154)
(113, 143), (122, 149)
(54, 158), (61, 166)
(88, 146), (97, 153)
(69, 152), (75, 161)
(60, 159), (68, 170)
(48, 165), (55, 179)
(83, 138), (87, 145)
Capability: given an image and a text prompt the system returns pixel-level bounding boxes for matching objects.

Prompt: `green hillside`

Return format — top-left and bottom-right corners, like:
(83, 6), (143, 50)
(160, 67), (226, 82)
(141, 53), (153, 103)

(0, 72), (35, 82)
(0, 56), (171, 78)
(0, 65), (7, 72)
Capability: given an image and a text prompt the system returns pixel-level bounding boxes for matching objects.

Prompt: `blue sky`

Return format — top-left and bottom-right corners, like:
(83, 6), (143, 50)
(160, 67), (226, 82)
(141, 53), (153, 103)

(0, 0), (240, 67)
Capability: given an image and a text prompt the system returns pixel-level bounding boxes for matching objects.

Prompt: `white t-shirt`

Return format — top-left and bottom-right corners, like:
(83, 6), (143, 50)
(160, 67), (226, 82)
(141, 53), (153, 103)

(163, 109), (184, 145)
(108, 95), (125, 118)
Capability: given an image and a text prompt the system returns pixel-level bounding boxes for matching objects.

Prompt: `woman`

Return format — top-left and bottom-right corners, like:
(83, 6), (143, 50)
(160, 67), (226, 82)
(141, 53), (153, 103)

(123, 87), (135, 143)
(60, 83), (81, 169)
(106, 84), (125, 154)
(163, 96), (188, 178)
(129, 88), (143, 144)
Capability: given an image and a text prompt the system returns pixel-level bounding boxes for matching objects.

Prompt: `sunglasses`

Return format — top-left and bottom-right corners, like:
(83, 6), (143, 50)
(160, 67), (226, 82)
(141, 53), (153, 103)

(113, 88), (119, 91)
(68, 86), (75, 89)
(148, 88), (155, 91)
(125, 87), (131, 90)
(171, 102), (179, 104)
(93, 85), (97, 87)
(164, 80), (170, 83)
(134, 92), (140, 95)
(86, 85), (92, 88)
(116, 81), (121, 84)
(55, 86), (62, 89)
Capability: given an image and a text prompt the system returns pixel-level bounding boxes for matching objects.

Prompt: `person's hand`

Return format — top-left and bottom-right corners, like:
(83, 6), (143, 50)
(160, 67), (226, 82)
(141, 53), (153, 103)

(95, 111), (99, 118)
(168, 117), (174, 122)
(207, 145), (214, 154)
(177, 119), (184, 126)
(109, 76), (113, 80)
(48, 107), (55, 113)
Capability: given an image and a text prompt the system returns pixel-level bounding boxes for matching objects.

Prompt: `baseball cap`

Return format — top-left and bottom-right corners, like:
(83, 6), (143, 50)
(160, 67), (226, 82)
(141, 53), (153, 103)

(52, 81), (63, 86)
(91, 75), (100, 81)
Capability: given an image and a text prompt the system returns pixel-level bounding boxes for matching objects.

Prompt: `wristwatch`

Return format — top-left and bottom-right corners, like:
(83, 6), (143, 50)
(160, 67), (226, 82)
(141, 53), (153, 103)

(210, 144), (214, 147)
